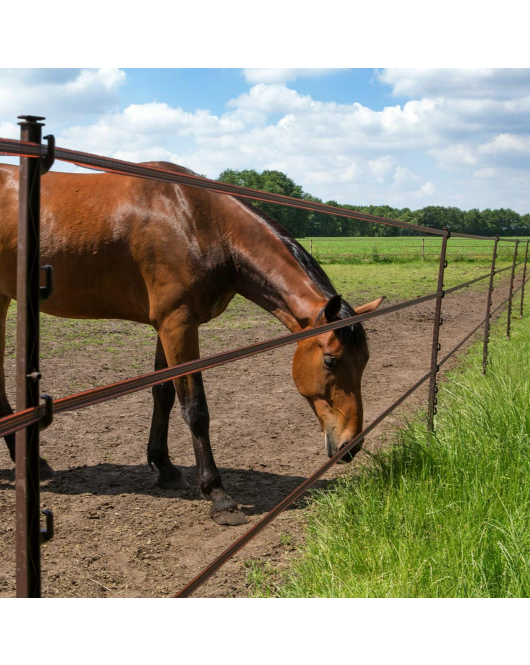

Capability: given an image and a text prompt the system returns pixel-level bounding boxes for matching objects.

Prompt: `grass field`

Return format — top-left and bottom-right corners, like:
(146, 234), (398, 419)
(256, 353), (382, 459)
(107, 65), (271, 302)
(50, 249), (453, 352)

(249, 293), (530, 597)
(299, 236), (527, 265)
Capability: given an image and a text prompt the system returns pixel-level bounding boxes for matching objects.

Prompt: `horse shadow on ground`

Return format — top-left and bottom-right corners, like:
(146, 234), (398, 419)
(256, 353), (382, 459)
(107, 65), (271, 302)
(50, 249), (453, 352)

(0, 461), (341, 516)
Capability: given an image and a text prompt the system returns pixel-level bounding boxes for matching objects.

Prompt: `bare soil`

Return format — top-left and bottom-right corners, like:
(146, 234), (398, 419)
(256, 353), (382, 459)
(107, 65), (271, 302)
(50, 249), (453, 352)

(0, 277), (521, 597)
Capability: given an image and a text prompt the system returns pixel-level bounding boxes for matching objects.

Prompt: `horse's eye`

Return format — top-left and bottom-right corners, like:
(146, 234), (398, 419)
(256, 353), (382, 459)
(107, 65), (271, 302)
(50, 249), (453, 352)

(323, 355), (337, 370)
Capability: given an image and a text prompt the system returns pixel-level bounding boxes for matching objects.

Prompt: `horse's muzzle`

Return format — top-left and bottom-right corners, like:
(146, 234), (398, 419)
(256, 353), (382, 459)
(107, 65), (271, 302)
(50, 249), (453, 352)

(325, 434), (364, 462)
(338, 439), (364, 463)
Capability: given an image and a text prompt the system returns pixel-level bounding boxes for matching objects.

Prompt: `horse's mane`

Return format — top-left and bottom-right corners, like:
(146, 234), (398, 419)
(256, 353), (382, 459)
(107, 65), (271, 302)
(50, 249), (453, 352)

(234, 198), (368, 352)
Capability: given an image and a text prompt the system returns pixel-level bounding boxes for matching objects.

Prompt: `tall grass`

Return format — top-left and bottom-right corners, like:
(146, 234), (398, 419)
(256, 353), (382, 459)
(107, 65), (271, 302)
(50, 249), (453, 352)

(255, 302), (530, 597)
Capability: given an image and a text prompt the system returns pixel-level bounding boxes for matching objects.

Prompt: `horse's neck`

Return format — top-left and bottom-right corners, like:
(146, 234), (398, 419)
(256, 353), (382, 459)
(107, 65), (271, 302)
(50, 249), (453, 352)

(224, 202), (329, 333)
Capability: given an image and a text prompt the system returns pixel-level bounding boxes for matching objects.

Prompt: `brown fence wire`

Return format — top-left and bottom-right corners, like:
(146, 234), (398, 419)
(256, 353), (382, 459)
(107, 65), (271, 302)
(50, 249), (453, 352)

(1, 119), (529, 598)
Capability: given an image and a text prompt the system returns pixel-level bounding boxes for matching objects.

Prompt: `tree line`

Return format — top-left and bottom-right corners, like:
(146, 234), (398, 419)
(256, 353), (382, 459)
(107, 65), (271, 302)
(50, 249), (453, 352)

(218, 168), (530, 238)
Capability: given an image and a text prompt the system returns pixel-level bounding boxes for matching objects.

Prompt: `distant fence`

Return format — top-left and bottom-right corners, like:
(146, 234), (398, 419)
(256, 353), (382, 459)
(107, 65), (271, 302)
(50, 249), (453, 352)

(1, 116), (529, 598)
(301, 236), (523, 263)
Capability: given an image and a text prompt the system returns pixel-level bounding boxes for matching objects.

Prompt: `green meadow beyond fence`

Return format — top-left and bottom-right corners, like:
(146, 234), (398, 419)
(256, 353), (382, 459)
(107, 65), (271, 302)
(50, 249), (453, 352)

(0, 116), (529, 598)
(301, 236), (524, 264)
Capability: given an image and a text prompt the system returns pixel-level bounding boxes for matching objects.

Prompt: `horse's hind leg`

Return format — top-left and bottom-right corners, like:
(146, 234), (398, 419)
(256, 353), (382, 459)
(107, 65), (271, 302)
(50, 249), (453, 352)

(0, 295), (15, 463)
(147, 336), (189, 490)
(0, 295), (55, 478)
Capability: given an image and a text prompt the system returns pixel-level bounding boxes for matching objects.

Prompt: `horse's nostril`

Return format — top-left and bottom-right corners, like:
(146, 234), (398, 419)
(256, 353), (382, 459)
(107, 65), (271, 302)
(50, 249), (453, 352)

(338, 438), (363, 463)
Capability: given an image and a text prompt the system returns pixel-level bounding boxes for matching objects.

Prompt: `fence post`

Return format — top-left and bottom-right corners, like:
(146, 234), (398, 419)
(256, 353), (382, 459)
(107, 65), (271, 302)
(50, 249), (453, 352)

(15, 115), (47, 598)
(482, 237), (499, 375)
(520, 239), (529, 318)
(427, 227), (450, 431)
(310, 238), (313, 256)
(422, 237), (425, 262)
(506, 240), (520, 340)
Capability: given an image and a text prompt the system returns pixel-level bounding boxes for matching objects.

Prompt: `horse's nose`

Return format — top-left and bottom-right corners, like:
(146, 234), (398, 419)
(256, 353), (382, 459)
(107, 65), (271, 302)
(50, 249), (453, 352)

(338, 438), (364, 463)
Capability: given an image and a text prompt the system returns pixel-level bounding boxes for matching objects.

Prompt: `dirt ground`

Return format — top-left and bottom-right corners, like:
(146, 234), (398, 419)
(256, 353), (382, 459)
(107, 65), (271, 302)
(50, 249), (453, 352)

(0, 274), (523, 598)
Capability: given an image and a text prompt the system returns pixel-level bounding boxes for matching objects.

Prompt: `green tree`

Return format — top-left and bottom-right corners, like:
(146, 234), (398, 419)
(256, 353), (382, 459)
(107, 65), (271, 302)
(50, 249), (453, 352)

(218, 168), (308, 237)
(217, 167), (530, 239)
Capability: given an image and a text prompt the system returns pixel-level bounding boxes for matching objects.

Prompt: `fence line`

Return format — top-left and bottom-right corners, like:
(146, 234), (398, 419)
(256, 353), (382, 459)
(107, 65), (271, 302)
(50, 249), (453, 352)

(1, 117), (529, 598)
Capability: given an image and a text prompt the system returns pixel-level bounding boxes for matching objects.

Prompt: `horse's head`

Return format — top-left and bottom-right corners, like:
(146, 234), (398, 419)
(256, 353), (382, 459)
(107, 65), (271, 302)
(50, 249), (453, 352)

(292, 294), (384, 462)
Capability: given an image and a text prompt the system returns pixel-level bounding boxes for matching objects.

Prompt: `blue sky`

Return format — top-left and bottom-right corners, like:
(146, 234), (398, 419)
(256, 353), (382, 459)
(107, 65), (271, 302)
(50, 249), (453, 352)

(2, 68), (530, 212)
(120, 69), (407, 114)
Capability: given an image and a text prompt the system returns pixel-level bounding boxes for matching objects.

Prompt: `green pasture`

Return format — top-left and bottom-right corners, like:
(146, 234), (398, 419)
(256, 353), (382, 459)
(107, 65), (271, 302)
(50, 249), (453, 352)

(298, 236), (527, 265)
(249, 292), (530, 598)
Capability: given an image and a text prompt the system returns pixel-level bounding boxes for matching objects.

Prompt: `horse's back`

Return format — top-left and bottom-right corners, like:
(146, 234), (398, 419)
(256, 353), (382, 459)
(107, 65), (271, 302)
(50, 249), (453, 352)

(0, 162), (233, 324)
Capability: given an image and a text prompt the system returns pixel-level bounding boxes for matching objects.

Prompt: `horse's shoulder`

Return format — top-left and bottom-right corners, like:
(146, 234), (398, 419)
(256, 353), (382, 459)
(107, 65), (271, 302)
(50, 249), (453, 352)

(0, 163), (17, 178)
(0, 164), (18, 194)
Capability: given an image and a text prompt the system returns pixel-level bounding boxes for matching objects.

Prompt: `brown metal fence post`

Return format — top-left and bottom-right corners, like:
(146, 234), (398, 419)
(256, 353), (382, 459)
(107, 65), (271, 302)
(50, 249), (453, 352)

(520, 239), (529, 318)
(427, 227), (450, 431)
(506, 239), (520, 340)
(482, 237), (499, 375)
(15, 115), (51, 598)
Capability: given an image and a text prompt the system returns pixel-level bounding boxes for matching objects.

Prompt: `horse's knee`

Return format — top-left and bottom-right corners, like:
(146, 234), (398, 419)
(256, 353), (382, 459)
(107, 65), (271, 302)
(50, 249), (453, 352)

(181, 402), (209, 433)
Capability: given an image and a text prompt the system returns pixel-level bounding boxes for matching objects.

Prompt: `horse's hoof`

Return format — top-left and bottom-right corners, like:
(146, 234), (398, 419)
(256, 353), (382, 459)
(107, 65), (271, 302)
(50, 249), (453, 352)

(156, 473), (189, 490)
(208, 488), (247, 525)
(212, 509), (248, 526)
(39, 459), (56, 480)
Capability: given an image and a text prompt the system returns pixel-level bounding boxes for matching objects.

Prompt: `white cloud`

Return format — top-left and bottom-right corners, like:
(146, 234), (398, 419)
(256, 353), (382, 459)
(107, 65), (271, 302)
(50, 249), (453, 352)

(480, 133), (530, 155)
(0, 121), (18, 139)
(477, 133), (530, 169)
(338, 163), (361, 183)
(393, 166), (420, 185)
(0, 68), (126, 123)
(429, 143), (478, 169)
(243, 69), (343, 84)
(55, 87), (450, 204)
(475, 168), (497, 178)
(368, 155), (393, 182)
(4, 68), (530, 211)
(378, 68), (530, 100)
(44, 75), (530, 208)
(415, 182), (436, 198)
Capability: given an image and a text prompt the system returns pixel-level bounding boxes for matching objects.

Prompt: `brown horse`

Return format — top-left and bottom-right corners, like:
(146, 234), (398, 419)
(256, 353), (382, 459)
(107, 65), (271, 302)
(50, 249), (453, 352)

(0, 161), (383, 525)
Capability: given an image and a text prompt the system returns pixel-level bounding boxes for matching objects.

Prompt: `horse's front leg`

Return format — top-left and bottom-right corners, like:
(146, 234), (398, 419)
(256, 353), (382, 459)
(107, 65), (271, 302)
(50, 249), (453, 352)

(157, 312), (247, 526)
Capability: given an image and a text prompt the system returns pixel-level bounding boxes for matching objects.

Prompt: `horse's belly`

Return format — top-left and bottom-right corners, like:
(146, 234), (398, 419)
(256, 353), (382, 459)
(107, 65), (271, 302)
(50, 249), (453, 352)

(1, 243), (152, 324)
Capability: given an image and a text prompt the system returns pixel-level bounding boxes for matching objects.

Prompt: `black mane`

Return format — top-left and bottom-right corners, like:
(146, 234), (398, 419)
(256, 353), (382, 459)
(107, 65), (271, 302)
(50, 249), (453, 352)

(239, 199), (368, 351)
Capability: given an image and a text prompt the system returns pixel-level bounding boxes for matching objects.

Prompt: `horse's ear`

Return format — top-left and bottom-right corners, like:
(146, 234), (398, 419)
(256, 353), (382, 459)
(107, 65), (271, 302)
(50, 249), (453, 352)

(354, 296), (385, 315)
(324, 294), (342, 322)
